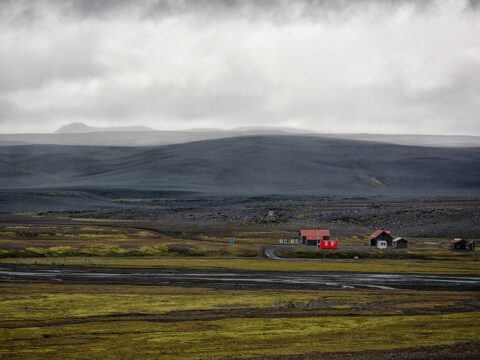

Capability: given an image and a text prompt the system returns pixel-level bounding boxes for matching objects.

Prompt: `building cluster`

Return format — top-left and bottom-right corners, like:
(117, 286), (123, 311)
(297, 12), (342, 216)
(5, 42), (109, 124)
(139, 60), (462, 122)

(278, 227), (476, 251)
(279, 229), (338, 249)
(369, 229), (408, 249)
(451, 238), (476, 251)
(299, 229), (338, 249)
(278, 229), (339, 249)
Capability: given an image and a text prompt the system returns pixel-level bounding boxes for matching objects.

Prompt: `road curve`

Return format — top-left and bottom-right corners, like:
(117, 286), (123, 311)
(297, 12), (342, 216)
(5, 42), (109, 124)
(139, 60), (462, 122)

(1, 265), (479, 291)
(263, 245), (371, 261)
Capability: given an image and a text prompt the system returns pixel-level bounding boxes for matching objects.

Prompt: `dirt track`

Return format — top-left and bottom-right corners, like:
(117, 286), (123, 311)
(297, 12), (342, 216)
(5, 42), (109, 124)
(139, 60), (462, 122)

(1, 265), (479, 291)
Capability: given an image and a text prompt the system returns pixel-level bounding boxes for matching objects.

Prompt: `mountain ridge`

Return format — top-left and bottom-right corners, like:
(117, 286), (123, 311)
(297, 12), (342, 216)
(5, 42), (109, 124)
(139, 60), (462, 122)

(1, 124), (478, 148)
(1, 135), (478, 198)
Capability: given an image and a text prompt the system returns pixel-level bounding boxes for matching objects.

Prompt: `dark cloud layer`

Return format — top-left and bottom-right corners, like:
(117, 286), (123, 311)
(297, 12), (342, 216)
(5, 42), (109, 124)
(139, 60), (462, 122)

(0, 0), (463, 22)
(0, 0), (479, 134)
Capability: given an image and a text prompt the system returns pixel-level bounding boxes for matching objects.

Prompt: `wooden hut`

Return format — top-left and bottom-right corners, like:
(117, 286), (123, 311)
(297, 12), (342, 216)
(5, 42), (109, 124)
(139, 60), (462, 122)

(451, 238), (467, 250)
(393, 237), (408, 249)
(299, 229), (330, 246)
(467, 241), (476, 251)
(320, 240), (338, 250)
(370, 229), (393, 247)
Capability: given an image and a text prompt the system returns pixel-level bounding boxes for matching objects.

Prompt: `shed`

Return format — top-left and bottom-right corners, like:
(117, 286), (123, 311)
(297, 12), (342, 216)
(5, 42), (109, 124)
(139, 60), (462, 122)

(451, 238), (467, 250)
(320, 240), (338, 250)
(370, 229), (393, 247)
(468, 241), (476, 251)
(393, 237), (408, 249)
(299, 229), (330, 246)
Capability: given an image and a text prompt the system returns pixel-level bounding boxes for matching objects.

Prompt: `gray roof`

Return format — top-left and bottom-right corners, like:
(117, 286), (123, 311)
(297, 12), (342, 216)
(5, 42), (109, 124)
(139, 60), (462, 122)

(393, 237), (407, 242)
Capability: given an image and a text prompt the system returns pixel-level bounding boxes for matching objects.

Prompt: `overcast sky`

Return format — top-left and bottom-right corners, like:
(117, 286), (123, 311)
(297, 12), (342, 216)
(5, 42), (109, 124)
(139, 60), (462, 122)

(0, 0), (479, 134)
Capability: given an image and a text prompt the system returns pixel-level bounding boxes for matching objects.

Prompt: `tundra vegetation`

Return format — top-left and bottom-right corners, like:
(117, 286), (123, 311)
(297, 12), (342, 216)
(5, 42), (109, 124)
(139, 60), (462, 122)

(1, 282), (480, 359)
(0, 222), (478, 274)
(0, 209), (479, 358)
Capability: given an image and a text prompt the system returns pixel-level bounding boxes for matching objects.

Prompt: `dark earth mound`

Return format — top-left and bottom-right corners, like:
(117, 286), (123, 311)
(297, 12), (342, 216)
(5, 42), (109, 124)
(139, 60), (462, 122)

(0, 135), (479, 210)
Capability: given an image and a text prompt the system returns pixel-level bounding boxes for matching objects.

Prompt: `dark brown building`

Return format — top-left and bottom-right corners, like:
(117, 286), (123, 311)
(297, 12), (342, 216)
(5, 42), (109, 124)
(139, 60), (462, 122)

(451, 238), (467, 250)
(451, 239), (476, 251)
(370, 229), (393, 247)
(393, 237), (408, 249)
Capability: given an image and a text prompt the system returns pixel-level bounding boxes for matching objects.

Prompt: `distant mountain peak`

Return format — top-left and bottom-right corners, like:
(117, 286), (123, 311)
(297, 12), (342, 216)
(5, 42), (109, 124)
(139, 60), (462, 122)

(55, 122), (93, 133)
(55, 122), (154, 134)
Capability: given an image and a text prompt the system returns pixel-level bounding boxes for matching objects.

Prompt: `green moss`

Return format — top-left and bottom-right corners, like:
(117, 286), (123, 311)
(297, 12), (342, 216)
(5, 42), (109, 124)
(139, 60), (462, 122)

(2, 256), (479, 274)
(1, 282), (479, 359)
(1, 312), (479, 359)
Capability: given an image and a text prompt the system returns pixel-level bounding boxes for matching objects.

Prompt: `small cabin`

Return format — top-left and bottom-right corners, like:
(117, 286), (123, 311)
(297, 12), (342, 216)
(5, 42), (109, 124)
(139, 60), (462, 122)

(299, 229), (330, 246)
(451, 238), (467, 250)
(377, 240), (388, 249)
(320, 240), (338, 250)
(452, 239), (476, 251)
(393, 237), (408, 249)
(370, 229), (393, 247)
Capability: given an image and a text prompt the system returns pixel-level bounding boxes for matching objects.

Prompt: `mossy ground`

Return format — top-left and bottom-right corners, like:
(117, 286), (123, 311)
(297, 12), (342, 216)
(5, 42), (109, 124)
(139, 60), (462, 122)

(1, 217), (479, 358)
(2, 256), (479, 274)
(1, 282), (479, 359)
(1, 221), (479, 274)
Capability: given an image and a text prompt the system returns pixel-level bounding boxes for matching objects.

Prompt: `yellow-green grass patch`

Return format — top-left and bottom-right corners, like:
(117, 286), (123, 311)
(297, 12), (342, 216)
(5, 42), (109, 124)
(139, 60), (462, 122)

(1, 256), (479, 274)
(1, 312), (479, 359)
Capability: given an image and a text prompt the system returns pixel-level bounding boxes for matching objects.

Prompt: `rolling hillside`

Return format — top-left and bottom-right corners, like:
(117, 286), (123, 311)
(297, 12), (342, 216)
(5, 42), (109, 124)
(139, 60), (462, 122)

(1, 136), (479, 201)
(0, 126), (309, 147)
(1, 124), (479, 148)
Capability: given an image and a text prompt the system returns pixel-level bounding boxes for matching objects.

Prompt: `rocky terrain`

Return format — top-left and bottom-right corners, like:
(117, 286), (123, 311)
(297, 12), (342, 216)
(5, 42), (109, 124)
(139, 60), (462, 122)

(36, 197), (479, 239)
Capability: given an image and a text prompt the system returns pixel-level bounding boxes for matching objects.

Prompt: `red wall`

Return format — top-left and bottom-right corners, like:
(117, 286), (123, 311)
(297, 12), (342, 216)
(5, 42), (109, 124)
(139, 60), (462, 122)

(320, 240), (338, 249)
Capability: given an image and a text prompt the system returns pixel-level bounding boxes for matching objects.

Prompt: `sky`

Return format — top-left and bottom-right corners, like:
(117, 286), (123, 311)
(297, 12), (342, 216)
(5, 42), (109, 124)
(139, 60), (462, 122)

(0, 0), (479, 134)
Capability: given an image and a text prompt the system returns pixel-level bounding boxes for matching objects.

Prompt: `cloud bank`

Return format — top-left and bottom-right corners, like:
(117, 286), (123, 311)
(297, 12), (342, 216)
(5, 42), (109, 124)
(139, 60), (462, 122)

(0, 0), (479, 134)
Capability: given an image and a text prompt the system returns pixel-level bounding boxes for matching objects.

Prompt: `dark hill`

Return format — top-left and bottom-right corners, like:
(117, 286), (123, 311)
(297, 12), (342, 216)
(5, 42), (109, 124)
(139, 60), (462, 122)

(0, 126), (308, 147)
(3, 128), (479, 148)
(0, 135), (479, 198)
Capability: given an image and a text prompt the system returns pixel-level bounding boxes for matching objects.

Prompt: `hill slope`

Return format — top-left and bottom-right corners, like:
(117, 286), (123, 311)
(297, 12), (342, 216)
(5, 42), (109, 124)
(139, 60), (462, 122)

(2, 127), (479, 148)
(1, 136), (479, 199)
(0, 128), (307, 147)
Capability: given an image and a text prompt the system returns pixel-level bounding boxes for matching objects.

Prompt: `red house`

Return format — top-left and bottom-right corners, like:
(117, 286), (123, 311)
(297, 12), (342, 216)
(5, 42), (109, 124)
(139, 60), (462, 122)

(320, 240), (338, 250)
(369, 229), (393, 247)
(299, 229), (331, 246)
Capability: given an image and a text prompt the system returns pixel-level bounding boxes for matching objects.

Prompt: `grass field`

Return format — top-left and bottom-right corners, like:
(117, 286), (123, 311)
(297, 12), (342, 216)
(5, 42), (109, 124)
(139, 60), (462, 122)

(1, 221), (479, 275)
(1, 282), (479, 359)
(0, 223), (267, 258)
(3, 222), (477, 261)
(2, 256), (479, 274)
(1, 217), (479, 358)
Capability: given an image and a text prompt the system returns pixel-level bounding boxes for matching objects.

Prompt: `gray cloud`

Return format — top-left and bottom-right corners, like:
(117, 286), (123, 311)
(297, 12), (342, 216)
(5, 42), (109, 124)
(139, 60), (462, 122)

(0, 0), (479, 134)
(0, 0), (451, 23)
